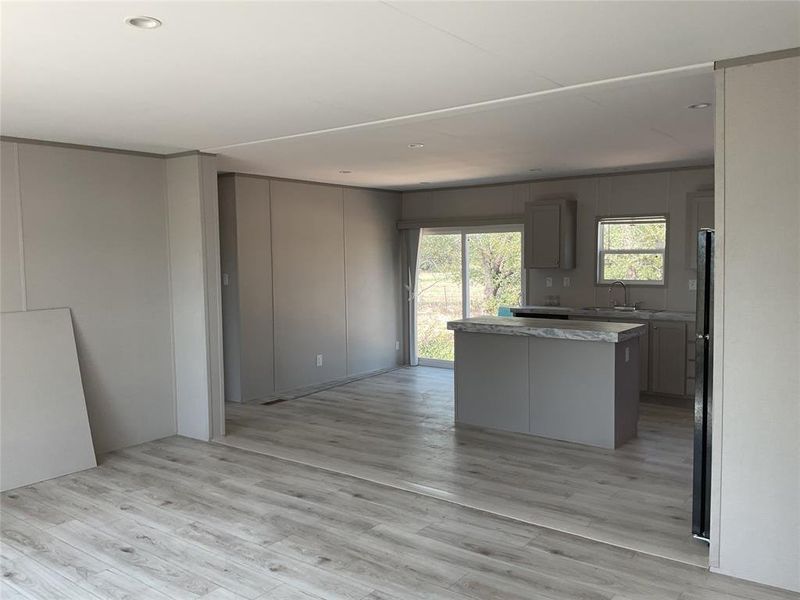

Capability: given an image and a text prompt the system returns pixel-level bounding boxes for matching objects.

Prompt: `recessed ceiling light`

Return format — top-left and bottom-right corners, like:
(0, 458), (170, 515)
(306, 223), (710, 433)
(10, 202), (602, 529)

(688, 102), (711, 109)
(408, 143), (425, 149)
(338, 170), (352, 174)
(419, 181), (431, 185)
(125, 16), (162, 29)
(529, 168), (541, 172)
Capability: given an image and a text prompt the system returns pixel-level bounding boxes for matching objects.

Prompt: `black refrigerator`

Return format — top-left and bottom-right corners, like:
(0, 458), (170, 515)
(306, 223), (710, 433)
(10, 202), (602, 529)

(692, 228), (714, 542)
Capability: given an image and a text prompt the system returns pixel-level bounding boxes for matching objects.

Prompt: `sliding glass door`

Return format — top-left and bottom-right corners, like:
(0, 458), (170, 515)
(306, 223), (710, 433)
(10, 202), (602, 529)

(416, 226), (523, 365)
(416, 232), (463, 363)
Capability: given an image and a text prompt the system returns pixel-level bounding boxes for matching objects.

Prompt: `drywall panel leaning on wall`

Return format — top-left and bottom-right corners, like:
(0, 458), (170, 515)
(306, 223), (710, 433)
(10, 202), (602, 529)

(0, 308), (96, 491)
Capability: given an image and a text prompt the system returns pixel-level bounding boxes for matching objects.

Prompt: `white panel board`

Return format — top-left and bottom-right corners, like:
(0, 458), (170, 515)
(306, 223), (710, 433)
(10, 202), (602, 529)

(1, 308), (96, 491)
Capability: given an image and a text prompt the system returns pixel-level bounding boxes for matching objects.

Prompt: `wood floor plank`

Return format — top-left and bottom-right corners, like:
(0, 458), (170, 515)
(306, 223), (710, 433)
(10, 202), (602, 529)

(2, 369), (795, 600)
(222, 366), (709, 566)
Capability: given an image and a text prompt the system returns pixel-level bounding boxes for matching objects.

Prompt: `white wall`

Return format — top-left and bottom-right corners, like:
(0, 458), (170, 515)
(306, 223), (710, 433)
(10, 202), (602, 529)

(402, 167), (713, 311)
(218, 175), (403, 400)
(712, 55), (799, 592)
(0, 141), (176, 453)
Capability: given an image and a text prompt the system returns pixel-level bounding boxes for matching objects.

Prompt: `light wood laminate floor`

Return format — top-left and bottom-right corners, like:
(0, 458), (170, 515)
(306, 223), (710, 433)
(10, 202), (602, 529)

(223, 367), (709, 567)
(2, 435), (796, 600)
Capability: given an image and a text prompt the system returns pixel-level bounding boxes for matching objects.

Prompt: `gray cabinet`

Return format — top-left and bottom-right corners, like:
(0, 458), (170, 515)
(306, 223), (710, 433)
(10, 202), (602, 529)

(569, 315), (649, 392)
(650, 320), (686, 396)
(617, 319), (649, 392)
(454, 332), (530, 433)
(686, 191), (714, 269)
(524, 198), (576, 269)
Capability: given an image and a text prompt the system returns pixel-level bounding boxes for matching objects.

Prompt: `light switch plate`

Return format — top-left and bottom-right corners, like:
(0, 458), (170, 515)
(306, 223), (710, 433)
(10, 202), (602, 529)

(545, 277), (553, 288)
(689, 279), (697, 291)
(563, 277), (570, 288)
(222, 273), (230, 286)
(395, 341), (400, 351)
(316, 354), (323, 367)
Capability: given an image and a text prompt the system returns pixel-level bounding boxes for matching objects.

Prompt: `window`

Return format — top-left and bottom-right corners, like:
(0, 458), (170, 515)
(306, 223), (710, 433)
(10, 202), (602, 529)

(597, 216), (667, 285)
(416, 226), (524, 363)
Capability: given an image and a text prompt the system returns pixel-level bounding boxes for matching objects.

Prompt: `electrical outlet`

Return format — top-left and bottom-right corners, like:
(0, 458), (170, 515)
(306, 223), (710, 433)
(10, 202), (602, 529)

(545, 277), (553, 288)
(316, 354), (323, 367)
(222, 273), (230, 286)
(563, 276), (570, 288)
(395, 340), (400, 351)
(689, 279), (697, 291)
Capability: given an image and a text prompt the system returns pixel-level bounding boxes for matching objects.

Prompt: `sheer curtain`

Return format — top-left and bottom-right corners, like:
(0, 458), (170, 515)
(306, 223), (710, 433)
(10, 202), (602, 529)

(401, 228), (421, 366)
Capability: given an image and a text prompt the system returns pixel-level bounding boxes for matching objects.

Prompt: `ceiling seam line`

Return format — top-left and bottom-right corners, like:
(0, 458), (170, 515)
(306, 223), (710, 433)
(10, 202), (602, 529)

(202, 62), (714, 153)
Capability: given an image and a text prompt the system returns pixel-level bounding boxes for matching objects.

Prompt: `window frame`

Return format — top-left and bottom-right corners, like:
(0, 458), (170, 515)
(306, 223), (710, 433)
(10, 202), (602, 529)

(595, 214), (669, 287)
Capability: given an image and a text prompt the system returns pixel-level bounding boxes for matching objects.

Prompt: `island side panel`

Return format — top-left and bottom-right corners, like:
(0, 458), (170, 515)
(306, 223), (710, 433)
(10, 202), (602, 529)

(454, 331), (530, 434)
(529, 337), (617, 448)
(614, 337), (640, 447)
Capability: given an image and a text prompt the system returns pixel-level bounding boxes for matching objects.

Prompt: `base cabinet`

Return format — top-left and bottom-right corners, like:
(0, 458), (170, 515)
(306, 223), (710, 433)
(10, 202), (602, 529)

(454, 331), (639, 448)
(650, 321), (687, 396)
(567, 315), (694, 398)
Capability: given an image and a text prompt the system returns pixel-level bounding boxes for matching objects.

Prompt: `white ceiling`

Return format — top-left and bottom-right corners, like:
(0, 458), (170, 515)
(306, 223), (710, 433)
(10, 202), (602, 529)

(2, 1), (798, 190)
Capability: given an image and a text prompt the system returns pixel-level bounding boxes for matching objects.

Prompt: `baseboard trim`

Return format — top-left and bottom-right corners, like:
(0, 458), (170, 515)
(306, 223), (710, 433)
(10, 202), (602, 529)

(233, 366), (402, 405)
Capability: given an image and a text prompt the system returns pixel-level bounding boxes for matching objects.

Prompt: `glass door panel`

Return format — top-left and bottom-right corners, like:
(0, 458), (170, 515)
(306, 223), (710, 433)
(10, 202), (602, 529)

(416, 232), (462, 362)
(466, 231), (523, 317)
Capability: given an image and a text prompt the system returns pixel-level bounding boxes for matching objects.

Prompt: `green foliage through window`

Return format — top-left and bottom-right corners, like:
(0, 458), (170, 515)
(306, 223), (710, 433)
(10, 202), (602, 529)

(416, 229), (522, 361)
(597, 217), (666, 284)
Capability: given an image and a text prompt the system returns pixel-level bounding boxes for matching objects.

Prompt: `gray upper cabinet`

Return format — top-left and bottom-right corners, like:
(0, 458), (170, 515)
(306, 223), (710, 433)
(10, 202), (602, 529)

(524, 198), (576, 269)
(686, 191), (714, 269)
(650, 320), (686, 396)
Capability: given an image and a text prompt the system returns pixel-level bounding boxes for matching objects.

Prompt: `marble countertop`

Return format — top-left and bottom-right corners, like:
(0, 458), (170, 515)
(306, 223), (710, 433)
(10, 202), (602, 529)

(447, 316), (647, 343)
(510, 305), (696, 322)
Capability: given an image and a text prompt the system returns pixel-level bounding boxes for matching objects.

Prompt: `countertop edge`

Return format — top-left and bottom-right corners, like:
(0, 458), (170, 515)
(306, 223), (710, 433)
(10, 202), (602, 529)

(447, 320), (646, 344)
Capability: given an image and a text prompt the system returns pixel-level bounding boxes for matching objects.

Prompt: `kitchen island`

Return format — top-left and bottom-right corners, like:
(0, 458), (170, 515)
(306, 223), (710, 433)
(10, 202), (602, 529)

(447, 316), (647, 449)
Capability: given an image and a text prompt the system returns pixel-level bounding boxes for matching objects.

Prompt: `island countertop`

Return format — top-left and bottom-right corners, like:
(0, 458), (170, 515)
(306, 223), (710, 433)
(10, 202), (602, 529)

(447, 316), (647, 343)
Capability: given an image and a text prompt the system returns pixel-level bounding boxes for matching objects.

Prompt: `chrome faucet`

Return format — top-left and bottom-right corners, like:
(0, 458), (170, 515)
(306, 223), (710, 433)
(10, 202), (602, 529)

(609, 281), (628, 307)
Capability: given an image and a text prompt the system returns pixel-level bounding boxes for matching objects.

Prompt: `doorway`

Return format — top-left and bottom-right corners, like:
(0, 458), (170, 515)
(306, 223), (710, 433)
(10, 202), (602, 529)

(415, 226), (524, 366)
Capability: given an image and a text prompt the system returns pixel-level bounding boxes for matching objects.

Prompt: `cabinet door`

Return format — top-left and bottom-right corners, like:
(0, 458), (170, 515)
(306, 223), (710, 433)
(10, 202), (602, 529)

(616, 319), (649, 392)
(686, 192), (715, 269)
(650, 321), (686, 395)
(526, 203), (560, 268)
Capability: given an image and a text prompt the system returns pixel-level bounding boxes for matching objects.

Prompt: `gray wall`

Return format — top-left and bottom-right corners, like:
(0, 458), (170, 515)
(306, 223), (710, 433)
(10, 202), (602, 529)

(218, 175), (275, 402)
(344, 188), (403, 375)
(0, 141), (176, 453)
(219, 175), (402, 400)
(271, 180), (348, 391)
(712, 55), (799, 592)
(166, 154), (221, 442)
(402, 167), (713, 312)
